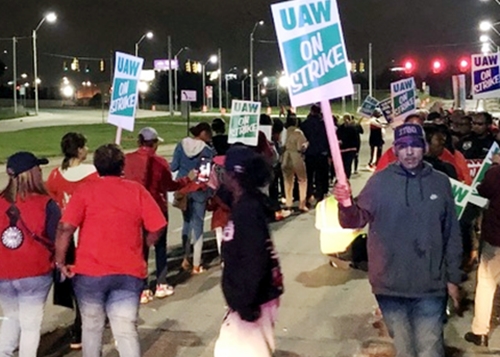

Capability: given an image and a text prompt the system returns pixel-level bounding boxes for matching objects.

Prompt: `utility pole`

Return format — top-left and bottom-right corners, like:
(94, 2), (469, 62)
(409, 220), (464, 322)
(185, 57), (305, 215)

(369, 43), (373, 97)
(218, 48), (222, 110)
(168, 36), (173, 116)
(12, 37), (17, 114)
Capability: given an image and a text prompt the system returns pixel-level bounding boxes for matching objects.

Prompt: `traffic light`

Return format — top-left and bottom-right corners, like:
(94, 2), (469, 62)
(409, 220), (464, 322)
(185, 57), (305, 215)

(459, 58), (470, 73)
(84, 65), (90, 73)
(350, 60), (357, 73)
(185, 60), (192, 73)
(63, 61), (68, 71)
(100, 59), (105, 72)
(359, 60), (365, 73)
(432, 59), (443, 74)
(403, 59), (415, 74)
(71, 57), (79, 72)
(192, 62), (202, 74)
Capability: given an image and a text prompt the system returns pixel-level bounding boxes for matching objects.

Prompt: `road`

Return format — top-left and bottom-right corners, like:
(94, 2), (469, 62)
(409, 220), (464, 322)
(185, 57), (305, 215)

(0, 109), (172, 133)
(0, 120), (495, 357)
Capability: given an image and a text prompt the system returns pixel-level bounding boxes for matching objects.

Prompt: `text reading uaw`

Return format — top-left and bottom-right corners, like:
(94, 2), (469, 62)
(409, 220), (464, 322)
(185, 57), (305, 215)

(280, 1), (345, 94)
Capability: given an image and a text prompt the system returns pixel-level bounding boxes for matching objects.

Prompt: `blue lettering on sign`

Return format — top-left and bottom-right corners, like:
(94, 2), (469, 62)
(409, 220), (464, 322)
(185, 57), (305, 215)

(280, 0), (331, 30)
(393, 80), (413, 92)
(474, 66), (500, 94)
(234, 102), (260, 113)
(117, 57), (141, 76)
(474, 55), (498, 67)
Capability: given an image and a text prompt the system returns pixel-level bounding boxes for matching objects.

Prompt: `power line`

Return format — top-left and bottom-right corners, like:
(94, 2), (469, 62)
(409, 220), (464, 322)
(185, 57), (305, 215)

(0, 36), (31, 41)
(42, 52), (105, 61)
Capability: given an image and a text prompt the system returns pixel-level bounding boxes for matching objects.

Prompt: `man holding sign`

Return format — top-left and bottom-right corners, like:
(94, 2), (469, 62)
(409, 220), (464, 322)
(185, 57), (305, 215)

(465, 154), (500, 347)
(334, 124), (462, 357)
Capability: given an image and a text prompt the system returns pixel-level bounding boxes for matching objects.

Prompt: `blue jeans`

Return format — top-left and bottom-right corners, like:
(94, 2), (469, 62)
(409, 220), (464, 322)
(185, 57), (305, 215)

(73, 274), (143, 357)
(0, 274), (52, 357)
(376, 295), (447, 357)
(182, 196), (207, 267)
(143, 225), (168, 286)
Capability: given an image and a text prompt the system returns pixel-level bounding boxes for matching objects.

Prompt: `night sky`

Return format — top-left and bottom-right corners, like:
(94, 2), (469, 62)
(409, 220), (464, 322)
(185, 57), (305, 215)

(0, 0), (494, 86)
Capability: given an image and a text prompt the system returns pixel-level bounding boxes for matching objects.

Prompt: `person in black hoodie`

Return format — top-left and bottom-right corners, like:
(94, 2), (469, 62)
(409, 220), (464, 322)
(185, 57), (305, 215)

(211, 118), (229, 156)
(300, 104), (329, 205)
(423, 124), (458, 179)
(214, 145), (284, 357)
(338, 114), (360, 179)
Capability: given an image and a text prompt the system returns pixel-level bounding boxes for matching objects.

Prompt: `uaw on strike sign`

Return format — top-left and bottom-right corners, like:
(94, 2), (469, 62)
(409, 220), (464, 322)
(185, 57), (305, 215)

(108, 52), (144, 131)
(472, 53), (500, 99)
(271, 0), (353, 107)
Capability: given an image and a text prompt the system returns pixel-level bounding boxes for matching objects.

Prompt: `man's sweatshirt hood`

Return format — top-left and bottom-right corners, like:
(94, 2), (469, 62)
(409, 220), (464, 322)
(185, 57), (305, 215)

(181, 137), (208, 158)
(386, 162), (433, 207)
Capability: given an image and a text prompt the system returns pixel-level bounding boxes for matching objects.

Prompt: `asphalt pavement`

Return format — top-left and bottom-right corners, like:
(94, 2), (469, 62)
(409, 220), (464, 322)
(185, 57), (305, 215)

(0, 117), (497, 357)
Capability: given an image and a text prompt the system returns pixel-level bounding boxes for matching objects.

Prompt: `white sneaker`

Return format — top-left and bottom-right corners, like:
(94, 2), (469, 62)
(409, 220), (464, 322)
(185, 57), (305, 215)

(155, 284), (175, 298)
(140, 289), (153, 304)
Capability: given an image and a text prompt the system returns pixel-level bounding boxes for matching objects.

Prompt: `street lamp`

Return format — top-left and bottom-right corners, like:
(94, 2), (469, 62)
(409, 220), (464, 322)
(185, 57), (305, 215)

(250, 20), (264, 102)
(174, 46), (188, 112)
(135, 31), (153, 57)
(480, 20), (500, 37)
(202, 55), (218, 109)
(33, 12), (57, 115)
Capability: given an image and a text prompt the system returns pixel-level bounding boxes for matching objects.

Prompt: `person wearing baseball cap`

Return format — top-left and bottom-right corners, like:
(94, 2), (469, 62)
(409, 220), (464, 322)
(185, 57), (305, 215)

(0, 151), (61, 357)
(124, 127), (192, 303)
(333, 123), (463, 356)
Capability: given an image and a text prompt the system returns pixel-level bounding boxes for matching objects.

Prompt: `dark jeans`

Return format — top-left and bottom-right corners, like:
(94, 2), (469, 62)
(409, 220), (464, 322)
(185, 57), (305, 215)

(354, 152), (360, 172)
(143, 224), (168, 286)
(73, 274), (143, 357)
(305, 155), (329, 201)
(376, 295), (447, 357)
(369, 145), (383, 166)
(270, 165), (284, 201)
(459, 203), (482, 260)
(341, 151), (357, 179)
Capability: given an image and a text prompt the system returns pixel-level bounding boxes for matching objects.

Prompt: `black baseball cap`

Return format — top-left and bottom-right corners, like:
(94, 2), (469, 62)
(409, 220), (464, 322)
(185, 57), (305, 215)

(6, 152), (49, 177)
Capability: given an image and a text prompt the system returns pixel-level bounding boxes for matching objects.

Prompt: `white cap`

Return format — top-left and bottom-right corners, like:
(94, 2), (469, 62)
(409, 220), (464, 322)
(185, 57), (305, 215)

(139, 127), (163, 142)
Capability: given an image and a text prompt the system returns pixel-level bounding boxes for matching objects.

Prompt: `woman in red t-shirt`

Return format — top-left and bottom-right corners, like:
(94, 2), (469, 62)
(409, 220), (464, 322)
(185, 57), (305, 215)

(0, 152), (61, 357)
(45, 133), (98, 350)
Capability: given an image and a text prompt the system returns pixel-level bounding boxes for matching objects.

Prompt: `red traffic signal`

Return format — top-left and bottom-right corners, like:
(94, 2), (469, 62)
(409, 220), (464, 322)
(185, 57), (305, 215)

(459, 58), (470, 72)
(432, 59), (444, 74)
(403, 59), (415, 74)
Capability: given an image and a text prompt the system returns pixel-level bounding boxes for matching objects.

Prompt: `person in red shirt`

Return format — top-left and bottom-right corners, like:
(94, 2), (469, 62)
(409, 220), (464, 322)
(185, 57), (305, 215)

(124, 127), (192, 303)
(46, 132), (99, 350)
(55, 144), (166, 357)
(0, 152), (61, 357)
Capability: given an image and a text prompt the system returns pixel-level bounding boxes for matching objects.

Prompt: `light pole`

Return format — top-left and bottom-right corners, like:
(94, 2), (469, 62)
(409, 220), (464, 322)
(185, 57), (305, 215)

(12, 37), (17, 114)
(225, 67), (237, 108)
(174, 46), (188, 112)
(33, 12), (56, 115)
(202, 55), (218, 109)
(250, 20), (264, 102)
(241, 68), (248, 100)
(135, 31), (153, 57)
